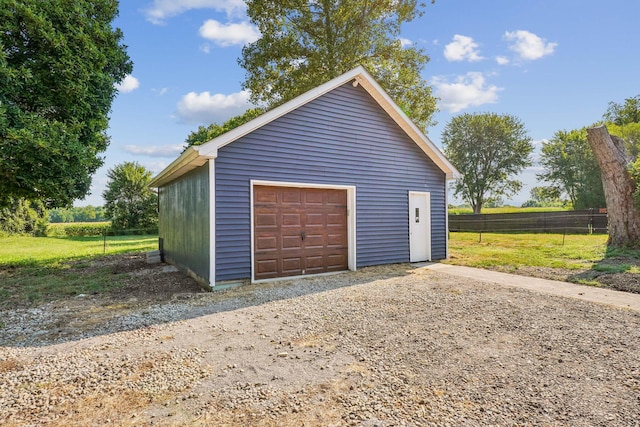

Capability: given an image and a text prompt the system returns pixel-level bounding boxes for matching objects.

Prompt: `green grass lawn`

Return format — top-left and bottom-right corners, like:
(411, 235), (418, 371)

(0, 235), (158, 307)
(447, 232), (608, 270)
(0, 235), (157, 266)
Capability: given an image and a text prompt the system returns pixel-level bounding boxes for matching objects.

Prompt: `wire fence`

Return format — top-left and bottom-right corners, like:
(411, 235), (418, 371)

(449, 209), (608, 235)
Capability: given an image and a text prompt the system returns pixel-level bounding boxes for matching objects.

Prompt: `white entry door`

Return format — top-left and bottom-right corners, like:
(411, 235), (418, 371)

(409, 191), (431, 262)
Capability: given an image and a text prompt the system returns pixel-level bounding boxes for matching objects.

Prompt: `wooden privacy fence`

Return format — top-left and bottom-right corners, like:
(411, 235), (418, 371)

(448, 209), (608, 234)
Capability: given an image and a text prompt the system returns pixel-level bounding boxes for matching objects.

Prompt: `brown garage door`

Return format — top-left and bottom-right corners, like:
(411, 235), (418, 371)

(254, 185), (348, 280)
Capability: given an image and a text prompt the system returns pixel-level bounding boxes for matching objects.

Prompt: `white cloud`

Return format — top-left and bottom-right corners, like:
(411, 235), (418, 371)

(176, 89), (253, 124)
(199, 20), (260, 47)
(142, 161), (171, 175)
(399, 37), (412, 48)
(123, 144), (185, 158)
(504, 30), (557, 60)
(496, 56), (510, 65)
(433, 72), (502, 113)
(444, 35), (483, 62)
(115, 75), (140, 93)
(144, 0), (245, 25)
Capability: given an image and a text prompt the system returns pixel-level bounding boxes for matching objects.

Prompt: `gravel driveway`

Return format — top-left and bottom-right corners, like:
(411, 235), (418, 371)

(1, 264), (640, 426)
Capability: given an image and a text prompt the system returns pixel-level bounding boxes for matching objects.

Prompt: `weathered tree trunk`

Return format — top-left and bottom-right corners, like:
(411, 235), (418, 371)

(586, 125), (640, 247)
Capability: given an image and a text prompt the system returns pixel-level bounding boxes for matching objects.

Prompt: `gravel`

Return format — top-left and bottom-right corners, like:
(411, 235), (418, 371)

(1, 264), (640, 426)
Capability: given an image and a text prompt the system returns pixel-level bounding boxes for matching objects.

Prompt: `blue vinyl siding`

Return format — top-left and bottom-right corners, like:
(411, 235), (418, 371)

(159, 165), (210, 281)
(215, 82), (446, 282)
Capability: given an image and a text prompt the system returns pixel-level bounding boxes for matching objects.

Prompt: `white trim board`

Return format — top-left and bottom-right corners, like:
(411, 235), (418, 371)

(208, 159), (216, 288)
(250, 179), (357, 283)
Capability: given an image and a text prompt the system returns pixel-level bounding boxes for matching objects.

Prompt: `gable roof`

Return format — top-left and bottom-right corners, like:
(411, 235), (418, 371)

(150, 66), (460, 187)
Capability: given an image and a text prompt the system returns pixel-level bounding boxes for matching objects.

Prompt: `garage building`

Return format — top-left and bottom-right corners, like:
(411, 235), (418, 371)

(149, 66), (459, 287)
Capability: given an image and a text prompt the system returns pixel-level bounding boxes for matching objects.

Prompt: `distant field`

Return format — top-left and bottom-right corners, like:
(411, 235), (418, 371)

(448, 206), (569, 215)
(0, 235), (157, 266)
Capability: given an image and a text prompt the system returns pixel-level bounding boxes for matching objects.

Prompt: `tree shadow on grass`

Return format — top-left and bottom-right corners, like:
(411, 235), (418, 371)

(568, 246), (640, 294)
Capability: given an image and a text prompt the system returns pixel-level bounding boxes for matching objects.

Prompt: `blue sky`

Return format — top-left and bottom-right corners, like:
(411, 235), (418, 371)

(82, 0), (640, 206)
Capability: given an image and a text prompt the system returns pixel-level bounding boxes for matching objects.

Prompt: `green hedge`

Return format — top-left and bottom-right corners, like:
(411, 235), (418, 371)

(47, 222), (158, 237)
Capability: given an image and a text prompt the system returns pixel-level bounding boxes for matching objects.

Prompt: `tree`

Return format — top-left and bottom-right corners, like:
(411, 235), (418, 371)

(102, 162), (158, 230)
(49, 208), (74, 223)
(603, 95), (640, 126)
(239, 0), (437, 131)
(538, 129), (606, 209)
(521, 186), (564, 208)
(186, 108), (265, 147)
(0, 198), (48, 236)
(587, 126), (640, 247)
(442, 112), (533, 214)
(602, 95), (640, 158)
(0, 0), (132, 208)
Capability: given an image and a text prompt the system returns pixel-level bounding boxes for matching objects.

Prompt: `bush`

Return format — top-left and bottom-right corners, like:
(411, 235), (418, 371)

(47, 222), (110, 237)
(0, 198), (48, 236)
(46, 222), (158, 237)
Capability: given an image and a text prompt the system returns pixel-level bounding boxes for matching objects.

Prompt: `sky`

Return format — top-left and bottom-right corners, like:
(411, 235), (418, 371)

(80, 0), (640, 207)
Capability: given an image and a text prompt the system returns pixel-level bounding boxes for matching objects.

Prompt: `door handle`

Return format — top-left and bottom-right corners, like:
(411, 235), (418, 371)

(301, 230), (306, 241)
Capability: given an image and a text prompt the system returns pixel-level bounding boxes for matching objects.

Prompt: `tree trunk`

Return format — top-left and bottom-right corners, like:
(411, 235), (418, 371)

(586, 125), (640, 247)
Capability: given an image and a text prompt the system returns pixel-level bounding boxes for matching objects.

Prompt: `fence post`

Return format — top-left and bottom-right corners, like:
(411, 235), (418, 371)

(103, 229), (107, 254)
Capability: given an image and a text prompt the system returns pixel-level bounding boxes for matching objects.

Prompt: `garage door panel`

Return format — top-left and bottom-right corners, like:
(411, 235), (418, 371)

(303, 190), (324, 205)
(326, 191), (347, 205)
(282, 234), (303, 250)
(256, 259), (278, 277)
(327, 213), (346, 227)
(256, 235), (278, 251)
(327, 253), (348, 270)
(255, 212), (277, 228)
(305, 212), (325, 226)
(281, 190), (302, 204)
(255, 189), (277, 204)
(326, 233), (346, 247)
(282, 213), (302, 227)
(282, 257), (303, 274)
(254, 185), (348, 280)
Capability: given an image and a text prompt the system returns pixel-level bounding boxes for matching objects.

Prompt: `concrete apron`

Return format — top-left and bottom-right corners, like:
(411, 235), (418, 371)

(424, 263), (640, 312)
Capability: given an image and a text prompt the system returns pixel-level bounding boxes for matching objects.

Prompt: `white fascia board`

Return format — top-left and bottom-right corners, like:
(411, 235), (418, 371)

(149, 146), (215, 188)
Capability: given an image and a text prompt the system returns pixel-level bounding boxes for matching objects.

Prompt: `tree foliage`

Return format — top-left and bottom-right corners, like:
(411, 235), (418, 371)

(0, 198), (48, 236)
(521, 186), (565, 208)
(0, 0), (132, 208)
(239, 0), (437, 131)
(603, 95), (640, 158)
(603, 95), (640, 126)
(185, 108), (265, 148)
(442, 112), (533, 214)
(538, 129), (606, 209)
(102, 162), (157, 230)
(49, 205), (106, 223)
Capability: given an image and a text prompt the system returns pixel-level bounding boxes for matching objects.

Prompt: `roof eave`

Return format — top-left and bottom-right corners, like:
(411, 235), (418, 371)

(149, 146), (213, 188)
